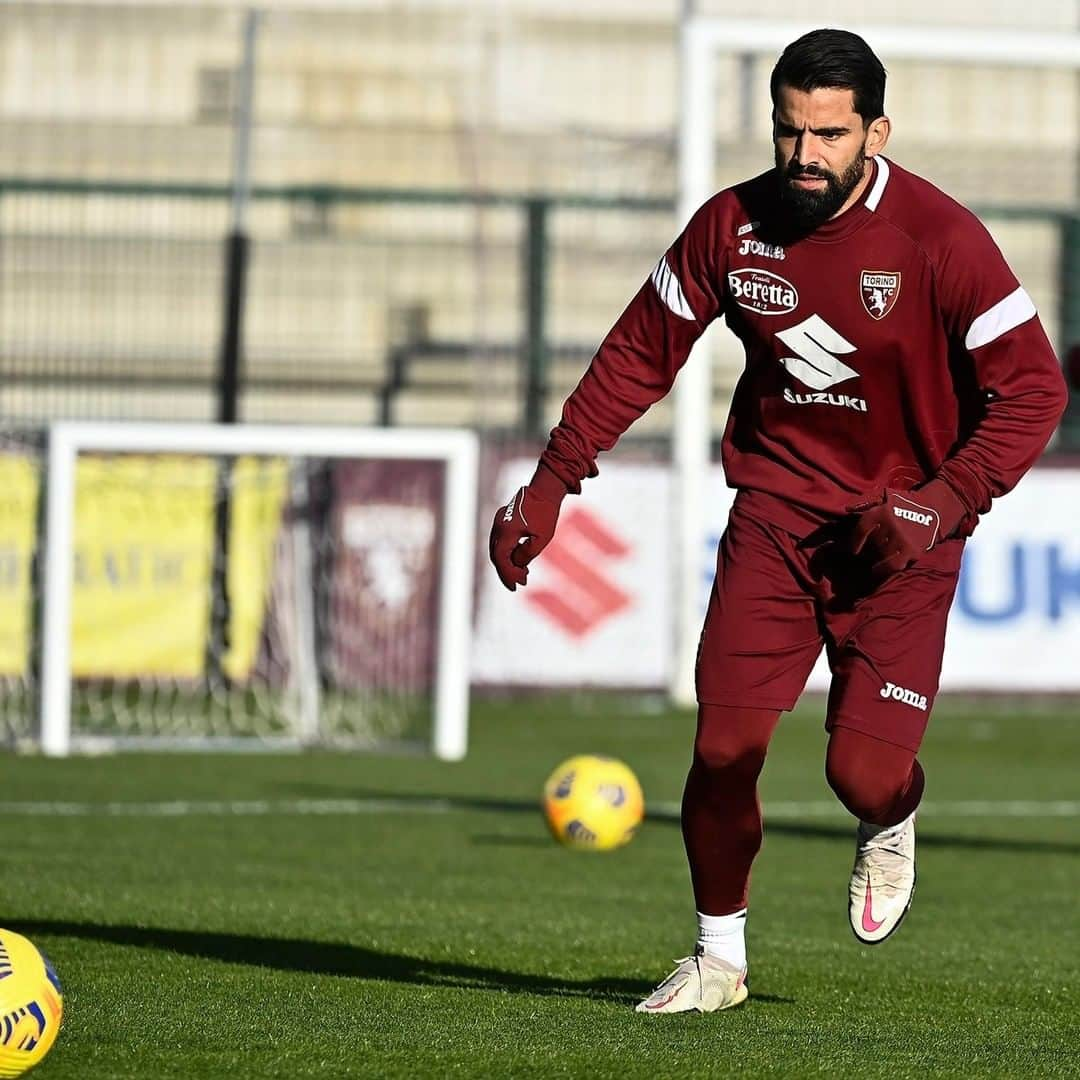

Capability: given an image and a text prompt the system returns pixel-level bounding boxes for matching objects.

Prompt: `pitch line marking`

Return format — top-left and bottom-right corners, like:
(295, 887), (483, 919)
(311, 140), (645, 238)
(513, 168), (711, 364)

(658, 799), (1080, 819)
(0, 798), (1075, 818)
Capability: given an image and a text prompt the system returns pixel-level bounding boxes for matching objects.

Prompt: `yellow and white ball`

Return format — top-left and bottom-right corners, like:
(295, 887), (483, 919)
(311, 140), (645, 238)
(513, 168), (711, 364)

(542, 754), (645, 851)
(0, 930), (63, 1078)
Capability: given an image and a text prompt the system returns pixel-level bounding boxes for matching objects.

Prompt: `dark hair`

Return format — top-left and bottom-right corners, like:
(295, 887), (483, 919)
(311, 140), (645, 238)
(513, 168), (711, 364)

(770, 29), (886, 124)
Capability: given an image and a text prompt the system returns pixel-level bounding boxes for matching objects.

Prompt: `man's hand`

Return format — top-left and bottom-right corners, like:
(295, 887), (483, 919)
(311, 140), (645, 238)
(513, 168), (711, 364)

(489, 465), (568, 591)
(844, 479), (966, 582)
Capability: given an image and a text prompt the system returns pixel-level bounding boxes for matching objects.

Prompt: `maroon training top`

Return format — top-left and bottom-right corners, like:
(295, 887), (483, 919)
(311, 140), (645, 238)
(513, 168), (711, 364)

(539, 157), (1069, 537)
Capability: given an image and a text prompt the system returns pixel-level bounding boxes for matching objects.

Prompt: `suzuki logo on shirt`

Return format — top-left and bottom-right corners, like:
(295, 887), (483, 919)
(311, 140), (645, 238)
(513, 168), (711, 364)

(782, 388), (868, 412)
(776, 314), (867, 411)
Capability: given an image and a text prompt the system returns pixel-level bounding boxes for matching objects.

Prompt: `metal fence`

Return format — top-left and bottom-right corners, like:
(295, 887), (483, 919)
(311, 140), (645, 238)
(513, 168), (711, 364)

(0, 2), (1076, 447)
(0, 179), (675, 436)
(1, 178), (1077, 447)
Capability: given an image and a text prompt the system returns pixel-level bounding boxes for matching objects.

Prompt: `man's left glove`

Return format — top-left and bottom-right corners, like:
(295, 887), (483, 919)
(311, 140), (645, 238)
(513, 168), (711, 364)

(489, 464), (568, 591)
(844, 478), (966, 582)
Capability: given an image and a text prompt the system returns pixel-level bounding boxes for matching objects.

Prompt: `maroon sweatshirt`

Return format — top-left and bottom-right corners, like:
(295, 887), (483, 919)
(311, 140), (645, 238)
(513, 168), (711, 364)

(539, 157), (1069, 537)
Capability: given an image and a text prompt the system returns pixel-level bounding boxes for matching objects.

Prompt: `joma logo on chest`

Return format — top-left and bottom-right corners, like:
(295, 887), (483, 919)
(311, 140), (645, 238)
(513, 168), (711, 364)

(738, 237), (786, 260)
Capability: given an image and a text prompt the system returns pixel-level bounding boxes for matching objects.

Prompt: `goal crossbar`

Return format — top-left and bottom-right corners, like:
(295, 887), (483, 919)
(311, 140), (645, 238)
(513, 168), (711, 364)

(685, 18), (1080, 68)
(40, 421), (479, 760)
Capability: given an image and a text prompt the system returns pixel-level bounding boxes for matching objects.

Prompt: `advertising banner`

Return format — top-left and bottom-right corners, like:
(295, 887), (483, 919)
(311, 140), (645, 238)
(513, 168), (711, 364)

(73, 454), (287, 680)
(802, 470), (1080, 692)
(472, 458), (674, 687)
(328, 459), (442, 693)
(0, 454), (286, 680)
(475, 458), (1080, 693)
(0, 456), (39, 676)
(933, 470), (1080, 691)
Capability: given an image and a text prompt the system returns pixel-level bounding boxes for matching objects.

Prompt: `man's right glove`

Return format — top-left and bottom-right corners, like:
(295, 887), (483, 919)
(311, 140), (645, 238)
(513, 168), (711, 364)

(488, 464), (568, 591)
(843, 478), (966, 582)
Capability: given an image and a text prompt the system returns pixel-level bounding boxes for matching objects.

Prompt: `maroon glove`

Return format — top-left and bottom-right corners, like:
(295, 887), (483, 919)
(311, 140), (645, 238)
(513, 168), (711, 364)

(844, 479), (966, 582)
(489, 464), (568, 591)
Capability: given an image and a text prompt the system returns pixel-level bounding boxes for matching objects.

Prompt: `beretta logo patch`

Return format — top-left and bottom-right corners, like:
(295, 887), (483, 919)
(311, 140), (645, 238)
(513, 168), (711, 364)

(861, 270), (901, 320)
(727, 268), (798, 315)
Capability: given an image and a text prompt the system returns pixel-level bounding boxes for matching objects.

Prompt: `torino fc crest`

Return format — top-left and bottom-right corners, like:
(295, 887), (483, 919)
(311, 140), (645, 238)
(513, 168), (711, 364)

(860, 270), (901, 320)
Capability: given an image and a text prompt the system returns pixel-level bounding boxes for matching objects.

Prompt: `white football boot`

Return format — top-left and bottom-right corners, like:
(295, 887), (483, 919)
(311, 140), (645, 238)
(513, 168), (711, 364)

(635, 948), (748, 1014)
(849, 812), (916, 945)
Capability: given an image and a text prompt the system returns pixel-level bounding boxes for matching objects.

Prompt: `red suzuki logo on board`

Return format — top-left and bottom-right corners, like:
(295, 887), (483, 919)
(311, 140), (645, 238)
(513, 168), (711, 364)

(525, 509), (632, 637)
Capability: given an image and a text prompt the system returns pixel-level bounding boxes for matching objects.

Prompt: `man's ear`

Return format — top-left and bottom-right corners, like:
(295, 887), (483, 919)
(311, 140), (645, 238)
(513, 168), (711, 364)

(865, 115), (891, 157)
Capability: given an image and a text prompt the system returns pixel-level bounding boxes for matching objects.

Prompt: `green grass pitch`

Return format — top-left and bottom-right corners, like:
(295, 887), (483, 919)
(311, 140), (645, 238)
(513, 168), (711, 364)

(1, 694), (1077, 1078)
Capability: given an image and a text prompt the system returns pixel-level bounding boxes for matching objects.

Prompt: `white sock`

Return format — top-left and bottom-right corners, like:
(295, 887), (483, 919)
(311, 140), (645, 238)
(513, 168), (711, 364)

(858, 810), (915, 844)
(696, 909), (747, 970)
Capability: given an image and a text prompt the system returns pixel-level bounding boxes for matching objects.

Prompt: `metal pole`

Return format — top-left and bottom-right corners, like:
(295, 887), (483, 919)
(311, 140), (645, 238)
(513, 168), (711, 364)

(670, 16), (715, 708)
(523, 198), (549, 437)
(1061, 214), (1080, 356)
(39, 427), (77, 757)
(1060, 213), (1080, 447)
(289, 461), (321, 744)
(208, 9), (261, 692)
(218, 7), (260, 423)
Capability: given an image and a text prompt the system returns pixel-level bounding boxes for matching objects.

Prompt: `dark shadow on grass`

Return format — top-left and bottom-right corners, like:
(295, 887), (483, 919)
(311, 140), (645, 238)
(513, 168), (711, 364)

(278, 787), (1080, 857)
(12, 919), (794, 1006)
(762, 820), (1080, 857)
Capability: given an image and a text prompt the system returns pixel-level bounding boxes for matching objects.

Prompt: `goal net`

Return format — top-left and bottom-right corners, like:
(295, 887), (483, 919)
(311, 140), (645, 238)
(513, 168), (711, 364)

(0, 422), (476, 759)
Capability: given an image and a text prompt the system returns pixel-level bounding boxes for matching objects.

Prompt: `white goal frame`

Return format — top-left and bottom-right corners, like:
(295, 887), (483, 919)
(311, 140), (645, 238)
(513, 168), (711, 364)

(672, 16), (1080, 706)
(39, 421), (478, 760)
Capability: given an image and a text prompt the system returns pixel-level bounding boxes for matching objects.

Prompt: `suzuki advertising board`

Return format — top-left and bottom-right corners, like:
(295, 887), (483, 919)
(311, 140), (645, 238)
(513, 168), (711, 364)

(475, 458), (1080, 693)
(472, 459), (673, 687)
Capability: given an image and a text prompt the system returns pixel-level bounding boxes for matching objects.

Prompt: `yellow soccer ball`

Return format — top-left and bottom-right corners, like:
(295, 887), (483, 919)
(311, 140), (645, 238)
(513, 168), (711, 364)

(0, 930), (63, 1078)
(542, 754), (645, 851)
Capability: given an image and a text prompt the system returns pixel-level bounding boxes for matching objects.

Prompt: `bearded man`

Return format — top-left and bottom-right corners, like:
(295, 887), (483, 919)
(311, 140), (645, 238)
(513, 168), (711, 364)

(489, 27), (1068, 1013)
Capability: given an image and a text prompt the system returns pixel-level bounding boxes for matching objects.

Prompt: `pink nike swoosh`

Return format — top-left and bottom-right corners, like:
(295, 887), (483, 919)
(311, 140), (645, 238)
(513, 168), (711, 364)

(861, 880), (885, 933)
(644, 981), (684, 1010)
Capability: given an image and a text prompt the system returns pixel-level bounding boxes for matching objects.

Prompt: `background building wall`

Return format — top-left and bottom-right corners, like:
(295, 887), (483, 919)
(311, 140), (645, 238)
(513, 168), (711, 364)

(0, 1), (1075, 437)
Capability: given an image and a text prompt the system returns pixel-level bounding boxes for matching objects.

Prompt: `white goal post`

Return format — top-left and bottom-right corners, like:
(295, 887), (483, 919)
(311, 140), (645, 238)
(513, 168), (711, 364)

(39, 421), (478, 760)
(671, 16), (1080, 706)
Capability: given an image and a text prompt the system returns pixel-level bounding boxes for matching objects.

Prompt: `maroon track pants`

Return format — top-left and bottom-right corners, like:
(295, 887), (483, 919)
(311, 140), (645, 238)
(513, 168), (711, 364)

(681, 704), (925, 915)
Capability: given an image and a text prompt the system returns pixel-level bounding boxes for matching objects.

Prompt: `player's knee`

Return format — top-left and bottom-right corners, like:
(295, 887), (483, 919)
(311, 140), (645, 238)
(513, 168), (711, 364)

(828, 772), (906, 823)
(825, 728), (914, 823)
(692, 705), (775, 777)
(693, 737), (766, 779)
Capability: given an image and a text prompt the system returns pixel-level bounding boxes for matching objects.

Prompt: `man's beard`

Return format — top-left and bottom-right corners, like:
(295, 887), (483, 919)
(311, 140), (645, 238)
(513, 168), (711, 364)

(777, 147), (867, 231)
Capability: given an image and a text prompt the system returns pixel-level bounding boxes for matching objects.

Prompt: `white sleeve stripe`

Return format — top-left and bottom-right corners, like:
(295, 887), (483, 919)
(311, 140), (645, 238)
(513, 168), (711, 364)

(964, 286), (1037, 351)
(650, 255), (697, 322)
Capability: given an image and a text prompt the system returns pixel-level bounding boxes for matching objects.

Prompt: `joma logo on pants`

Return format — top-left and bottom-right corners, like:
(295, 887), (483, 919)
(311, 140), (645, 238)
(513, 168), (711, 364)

(893, 506), (933, 526)
(880, 681), (928, 711)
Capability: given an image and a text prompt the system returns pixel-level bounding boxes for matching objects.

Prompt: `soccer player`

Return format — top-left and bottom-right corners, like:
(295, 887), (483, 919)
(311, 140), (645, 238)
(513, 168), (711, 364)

(488, 29), (1069, 1013)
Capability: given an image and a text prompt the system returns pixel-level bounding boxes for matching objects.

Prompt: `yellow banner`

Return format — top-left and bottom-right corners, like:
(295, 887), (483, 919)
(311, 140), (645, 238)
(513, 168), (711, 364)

(221, 456), (290, 684)
(0, 454), (287, 679)
(0, 456), (40, 675)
